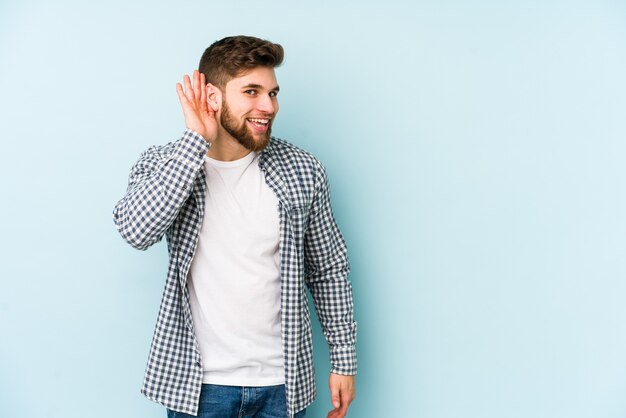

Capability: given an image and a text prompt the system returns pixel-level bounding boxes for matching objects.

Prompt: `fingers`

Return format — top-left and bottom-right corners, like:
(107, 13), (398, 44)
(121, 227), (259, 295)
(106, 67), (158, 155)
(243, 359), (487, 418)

(183, 74), (196, 103)
(175, 82), (189, 105)
(193, 70), (201, 103)
(327, 387), (340, 418)
(325, 408), (344, 418)
(178, 71), (207, 109)
(329, 396), (351, 418)
(199, 73), (211, 114)
(327, 392), (350, 418)
(176, 71), (214, 140)
(338, 392), (352, 416)
(331, 389), (340, 409)
(329, 374), (355, 415)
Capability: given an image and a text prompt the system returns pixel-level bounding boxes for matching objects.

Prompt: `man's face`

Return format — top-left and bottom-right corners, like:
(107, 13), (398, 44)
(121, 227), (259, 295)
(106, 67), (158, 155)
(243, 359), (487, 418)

(219, 66), (280, 152)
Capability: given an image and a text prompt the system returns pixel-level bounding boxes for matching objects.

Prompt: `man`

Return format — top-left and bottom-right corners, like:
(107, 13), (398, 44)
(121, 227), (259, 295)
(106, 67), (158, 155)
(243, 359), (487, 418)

(113, 36), (357, 418)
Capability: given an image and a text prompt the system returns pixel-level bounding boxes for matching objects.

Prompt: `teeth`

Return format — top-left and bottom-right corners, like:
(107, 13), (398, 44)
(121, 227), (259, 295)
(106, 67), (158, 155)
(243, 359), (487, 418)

(248, 118), (269, 124)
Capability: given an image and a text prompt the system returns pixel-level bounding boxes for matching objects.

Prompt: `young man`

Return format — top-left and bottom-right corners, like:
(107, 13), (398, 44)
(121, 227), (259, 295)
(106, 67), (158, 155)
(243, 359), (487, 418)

(113, 36), (357, 418)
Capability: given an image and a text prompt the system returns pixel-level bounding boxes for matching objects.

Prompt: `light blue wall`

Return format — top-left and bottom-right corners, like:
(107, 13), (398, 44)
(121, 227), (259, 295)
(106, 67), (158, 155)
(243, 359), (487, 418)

(1, 1), (625, 417)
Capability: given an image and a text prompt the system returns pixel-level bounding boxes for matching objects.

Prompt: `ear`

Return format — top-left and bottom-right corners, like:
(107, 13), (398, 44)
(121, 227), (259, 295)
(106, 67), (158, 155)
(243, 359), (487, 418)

(206, 83), (221, 112)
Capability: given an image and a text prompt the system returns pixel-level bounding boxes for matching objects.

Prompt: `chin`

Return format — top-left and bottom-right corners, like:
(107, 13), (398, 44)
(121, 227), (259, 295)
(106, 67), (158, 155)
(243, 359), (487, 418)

(238, 134), (270, 152)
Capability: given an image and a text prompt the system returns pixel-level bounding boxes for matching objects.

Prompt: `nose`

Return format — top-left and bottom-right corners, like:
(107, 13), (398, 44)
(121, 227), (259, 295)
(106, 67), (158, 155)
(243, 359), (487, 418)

(257, 94), (277, 115)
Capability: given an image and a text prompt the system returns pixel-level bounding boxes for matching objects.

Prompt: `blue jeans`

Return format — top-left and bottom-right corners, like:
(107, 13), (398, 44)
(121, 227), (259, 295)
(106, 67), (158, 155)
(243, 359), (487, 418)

(166, 384), (306, 418)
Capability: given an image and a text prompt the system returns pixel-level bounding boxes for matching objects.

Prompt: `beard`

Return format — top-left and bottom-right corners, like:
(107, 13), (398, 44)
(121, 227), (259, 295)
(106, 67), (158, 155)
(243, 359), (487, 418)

(220, 98), (272, 152)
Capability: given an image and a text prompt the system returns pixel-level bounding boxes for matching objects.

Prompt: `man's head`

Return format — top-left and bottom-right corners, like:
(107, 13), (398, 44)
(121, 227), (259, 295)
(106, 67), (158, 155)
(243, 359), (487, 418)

(199, 36), (284, 151)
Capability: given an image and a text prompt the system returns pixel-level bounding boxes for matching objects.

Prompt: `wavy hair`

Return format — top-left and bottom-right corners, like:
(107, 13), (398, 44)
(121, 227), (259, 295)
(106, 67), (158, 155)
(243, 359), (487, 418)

(199, 35), (284, 89)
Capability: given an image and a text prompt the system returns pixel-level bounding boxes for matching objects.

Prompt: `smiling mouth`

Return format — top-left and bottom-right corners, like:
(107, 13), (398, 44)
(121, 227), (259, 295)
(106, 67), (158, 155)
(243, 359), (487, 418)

(247, 117), (271, 132)
(247, 117), (270, 126)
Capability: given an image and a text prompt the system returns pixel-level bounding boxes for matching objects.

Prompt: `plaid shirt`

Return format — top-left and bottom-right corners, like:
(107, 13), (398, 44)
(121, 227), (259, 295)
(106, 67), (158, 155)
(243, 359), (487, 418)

(112, 129), (357, 417)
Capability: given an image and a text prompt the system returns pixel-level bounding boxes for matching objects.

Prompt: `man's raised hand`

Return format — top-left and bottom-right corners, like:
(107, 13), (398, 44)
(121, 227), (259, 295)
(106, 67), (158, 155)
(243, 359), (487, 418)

(175, 70), (218, 143)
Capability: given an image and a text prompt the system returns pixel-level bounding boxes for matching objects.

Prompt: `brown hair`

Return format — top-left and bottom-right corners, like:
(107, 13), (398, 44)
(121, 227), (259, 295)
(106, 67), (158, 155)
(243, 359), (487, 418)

(199, 35), (284, 89)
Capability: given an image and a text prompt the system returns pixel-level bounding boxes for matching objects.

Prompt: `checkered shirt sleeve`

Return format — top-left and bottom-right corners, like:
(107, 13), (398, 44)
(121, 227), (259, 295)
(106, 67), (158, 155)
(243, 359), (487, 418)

(113, 130), (210, 250)
(304, 161), (358, 375)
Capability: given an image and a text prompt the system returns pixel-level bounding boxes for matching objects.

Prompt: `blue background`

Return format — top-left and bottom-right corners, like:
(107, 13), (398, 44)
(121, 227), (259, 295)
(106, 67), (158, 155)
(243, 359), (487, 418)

(1, 1), (626, 417)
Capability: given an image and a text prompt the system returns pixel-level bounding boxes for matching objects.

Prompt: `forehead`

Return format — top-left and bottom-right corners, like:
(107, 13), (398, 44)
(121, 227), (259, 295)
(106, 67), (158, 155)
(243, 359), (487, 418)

(227, 67), (278, 89)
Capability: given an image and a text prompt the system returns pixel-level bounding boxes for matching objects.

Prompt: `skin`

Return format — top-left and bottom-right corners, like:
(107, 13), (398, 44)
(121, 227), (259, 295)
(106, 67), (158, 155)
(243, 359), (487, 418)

(176, 68), (278, 161)
(176, 68), (356, 417)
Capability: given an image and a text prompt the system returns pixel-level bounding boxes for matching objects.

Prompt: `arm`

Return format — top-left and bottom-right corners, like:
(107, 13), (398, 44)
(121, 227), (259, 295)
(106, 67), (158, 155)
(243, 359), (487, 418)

(112, 129), (209, 250)
(304, 162), (358, 375)
(304, 162), (357, 418)
(113, 70), (216, 250)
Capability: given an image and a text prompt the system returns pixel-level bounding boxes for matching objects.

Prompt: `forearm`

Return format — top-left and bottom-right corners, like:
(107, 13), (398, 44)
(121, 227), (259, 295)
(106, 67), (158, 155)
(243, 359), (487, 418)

(308, 274), (358, 375)
(113, 129), (209, 250)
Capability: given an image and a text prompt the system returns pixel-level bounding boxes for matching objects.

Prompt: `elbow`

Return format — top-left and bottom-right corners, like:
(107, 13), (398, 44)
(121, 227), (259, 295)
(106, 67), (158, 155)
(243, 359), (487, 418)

(112, 206), (159, 251)
(121, 232), (155, 251)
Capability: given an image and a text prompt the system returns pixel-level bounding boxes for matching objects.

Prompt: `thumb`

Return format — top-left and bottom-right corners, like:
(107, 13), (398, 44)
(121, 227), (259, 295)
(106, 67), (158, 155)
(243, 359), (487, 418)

(331, 389), (341, 409)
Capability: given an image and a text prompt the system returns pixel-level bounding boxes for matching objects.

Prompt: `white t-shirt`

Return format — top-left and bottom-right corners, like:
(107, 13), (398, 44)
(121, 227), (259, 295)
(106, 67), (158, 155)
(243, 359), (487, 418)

(187, 150), (285, 386)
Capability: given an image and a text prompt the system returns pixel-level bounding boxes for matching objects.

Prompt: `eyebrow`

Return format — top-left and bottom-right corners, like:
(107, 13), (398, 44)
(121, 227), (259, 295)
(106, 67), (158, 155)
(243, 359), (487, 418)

(241, 83), (280, 92)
